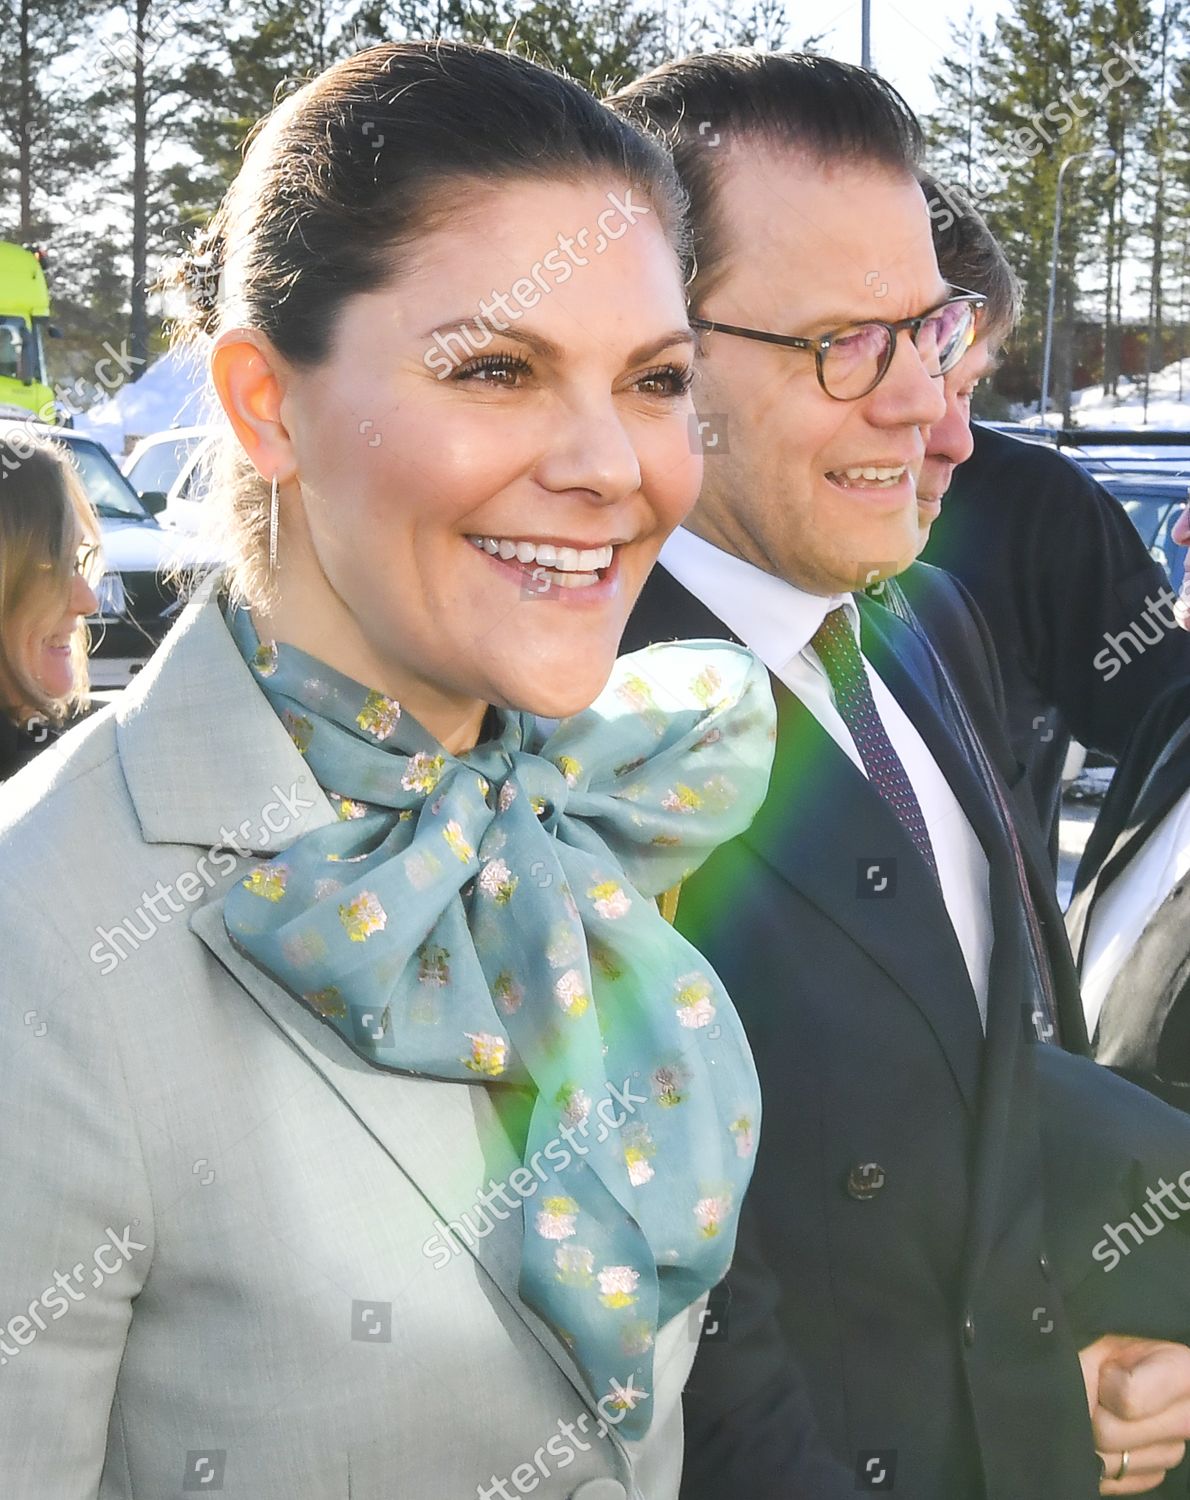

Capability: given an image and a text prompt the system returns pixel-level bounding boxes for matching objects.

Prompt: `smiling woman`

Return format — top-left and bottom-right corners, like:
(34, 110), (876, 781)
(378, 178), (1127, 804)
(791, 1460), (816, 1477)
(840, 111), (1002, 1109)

(0, 434), (101, 780)
(0, 40), (777, 1500)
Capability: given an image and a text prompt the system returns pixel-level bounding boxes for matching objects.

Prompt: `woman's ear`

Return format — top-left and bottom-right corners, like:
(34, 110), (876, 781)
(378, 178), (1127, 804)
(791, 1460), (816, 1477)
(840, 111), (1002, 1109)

(210, 329), (297, 485)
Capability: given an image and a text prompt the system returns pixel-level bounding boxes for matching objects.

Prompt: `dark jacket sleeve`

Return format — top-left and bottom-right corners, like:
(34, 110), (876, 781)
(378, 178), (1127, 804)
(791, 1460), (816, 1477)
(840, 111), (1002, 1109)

(681, 1198), (857, 1500)
(939, 429), (1190, 763)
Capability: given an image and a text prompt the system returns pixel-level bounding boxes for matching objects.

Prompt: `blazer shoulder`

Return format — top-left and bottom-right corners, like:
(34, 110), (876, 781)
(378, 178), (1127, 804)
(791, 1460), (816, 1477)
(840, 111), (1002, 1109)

(0, 707), (138, 930)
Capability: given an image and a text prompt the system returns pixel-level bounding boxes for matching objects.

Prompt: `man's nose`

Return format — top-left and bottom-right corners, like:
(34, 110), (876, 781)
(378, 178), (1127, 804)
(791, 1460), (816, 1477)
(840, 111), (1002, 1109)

(925, 389), (975, 469)
(1172, 500), (1190, 548)
(867, 328), (947, 430)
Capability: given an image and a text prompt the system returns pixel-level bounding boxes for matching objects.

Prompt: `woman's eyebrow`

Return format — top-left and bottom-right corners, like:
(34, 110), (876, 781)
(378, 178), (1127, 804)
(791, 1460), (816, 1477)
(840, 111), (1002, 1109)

(423, 319), (695, 365)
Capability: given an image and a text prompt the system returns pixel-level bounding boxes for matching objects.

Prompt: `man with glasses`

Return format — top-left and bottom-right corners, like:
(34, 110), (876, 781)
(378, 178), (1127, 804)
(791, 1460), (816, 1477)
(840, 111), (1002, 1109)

(612, 51), (1190, 1499)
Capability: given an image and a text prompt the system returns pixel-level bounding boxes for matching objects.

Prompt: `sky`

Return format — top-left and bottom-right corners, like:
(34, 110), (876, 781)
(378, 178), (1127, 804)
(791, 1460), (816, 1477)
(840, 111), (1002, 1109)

(804, 0), (1009, 116)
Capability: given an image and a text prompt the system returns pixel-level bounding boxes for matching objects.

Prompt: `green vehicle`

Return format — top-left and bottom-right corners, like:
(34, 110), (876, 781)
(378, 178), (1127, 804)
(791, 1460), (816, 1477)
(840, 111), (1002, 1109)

(0, 242), (59, 423)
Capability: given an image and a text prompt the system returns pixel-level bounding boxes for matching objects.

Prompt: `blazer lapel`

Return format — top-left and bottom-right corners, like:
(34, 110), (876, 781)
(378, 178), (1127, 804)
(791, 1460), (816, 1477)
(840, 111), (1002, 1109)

(117, 574), (619, 1434)
(188, 899), (613, 1431)
(1069, 716), (1190, 966)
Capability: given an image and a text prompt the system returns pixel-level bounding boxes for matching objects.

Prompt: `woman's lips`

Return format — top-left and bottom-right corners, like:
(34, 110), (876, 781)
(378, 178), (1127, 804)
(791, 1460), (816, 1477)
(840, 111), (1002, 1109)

(468, 537), (623, 602)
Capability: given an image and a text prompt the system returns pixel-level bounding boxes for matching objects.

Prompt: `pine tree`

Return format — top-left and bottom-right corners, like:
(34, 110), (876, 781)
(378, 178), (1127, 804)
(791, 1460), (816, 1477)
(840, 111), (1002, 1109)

(923, 5), (989, 195)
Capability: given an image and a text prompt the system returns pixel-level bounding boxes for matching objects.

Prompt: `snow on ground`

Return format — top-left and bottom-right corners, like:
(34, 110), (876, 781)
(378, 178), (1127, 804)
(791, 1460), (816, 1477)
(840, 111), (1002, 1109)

(1017, 356), (1190, 430)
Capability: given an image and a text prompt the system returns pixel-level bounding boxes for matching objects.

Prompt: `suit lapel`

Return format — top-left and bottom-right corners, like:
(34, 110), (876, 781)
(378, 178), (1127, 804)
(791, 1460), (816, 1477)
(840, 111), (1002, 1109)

(857, 597), (1048, 1293)
(629, 568), (986, 1111)
(752, 678), (986, 1109)
(1070, 715), (1190, 965)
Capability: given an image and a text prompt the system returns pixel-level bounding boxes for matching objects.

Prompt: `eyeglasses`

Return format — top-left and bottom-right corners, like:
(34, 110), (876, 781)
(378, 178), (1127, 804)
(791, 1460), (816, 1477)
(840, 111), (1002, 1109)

(689, 287), (986, 401)
(73, 542), (104, 586)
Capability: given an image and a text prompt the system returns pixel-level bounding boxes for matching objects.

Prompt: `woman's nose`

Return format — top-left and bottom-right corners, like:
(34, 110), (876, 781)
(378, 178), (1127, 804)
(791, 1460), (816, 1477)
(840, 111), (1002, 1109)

(70, 571), (100, 619)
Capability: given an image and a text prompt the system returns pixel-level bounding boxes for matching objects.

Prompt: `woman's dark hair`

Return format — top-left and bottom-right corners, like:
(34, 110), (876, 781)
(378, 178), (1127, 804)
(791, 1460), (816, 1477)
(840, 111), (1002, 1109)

(168, 40), (691, 606)
(918, 171), (1021, 345)
(607, 50), (924, 303)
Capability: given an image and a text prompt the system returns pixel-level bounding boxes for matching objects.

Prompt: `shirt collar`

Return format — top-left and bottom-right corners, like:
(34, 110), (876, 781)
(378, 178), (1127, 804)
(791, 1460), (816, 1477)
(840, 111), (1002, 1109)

(658, 526), (860, 674)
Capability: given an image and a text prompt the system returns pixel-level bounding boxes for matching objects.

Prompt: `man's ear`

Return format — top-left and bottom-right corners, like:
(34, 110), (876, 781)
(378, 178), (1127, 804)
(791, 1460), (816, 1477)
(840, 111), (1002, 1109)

(210, 329), (297, 485)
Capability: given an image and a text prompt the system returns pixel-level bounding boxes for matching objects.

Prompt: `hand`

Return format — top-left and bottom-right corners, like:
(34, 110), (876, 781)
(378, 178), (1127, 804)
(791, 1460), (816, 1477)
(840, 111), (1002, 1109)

(1079, 1335), (1190, 1493)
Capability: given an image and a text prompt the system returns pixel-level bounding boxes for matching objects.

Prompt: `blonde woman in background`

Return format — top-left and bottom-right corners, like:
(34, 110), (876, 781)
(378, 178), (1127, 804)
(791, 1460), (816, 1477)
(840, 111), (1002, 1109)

(0, 434), (100, 782)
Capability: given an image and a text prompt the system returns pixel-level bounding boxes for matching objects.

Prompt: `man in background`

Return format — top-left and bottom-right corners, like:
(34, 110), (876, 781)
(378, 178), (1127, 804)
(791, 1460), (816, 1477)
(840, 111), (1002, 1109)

(916, 176), (1190, 856)
(1068, 505), (1190, 1106)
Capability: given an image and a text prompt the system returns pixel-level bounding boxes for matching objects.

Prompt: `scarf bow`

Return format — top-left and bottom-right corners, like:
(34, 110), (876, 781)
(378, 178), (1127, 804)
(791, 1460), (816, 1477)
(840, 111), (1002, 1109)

(222, 603), (775, 1436)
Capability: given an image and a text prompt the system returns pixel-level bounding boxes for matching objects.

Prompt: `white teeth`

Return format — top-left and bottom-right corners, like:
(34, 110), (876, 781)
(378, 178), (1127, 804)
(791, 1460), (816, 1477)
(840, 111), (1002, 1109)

(467, 537), (614, 572)
(540, 570), (600, 589)
(833, 465), (907, 487)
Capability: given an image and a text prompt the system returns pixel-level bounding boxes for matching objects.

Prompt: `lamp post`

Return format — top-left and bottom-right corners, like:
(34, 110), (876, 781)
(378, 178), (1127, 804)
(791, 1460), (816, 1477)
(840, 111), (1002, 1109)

(861, 0), (871, 68)
(1040, 146), (1115, 428)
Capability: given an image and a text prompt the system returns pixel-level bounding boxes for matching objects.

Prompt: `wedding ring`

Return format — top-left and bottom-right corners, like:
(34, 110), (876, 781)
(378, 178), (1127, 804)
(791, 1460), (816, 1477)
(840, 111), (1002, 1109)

(1115, 1449), (1131, 1481)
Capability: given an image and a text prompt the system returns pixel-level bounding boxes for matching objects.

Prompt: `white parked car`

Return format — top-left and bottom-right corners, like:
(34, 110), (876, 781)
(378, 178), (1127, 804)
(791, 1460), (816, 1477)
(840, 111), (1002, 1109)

(124, 424), (218, 536)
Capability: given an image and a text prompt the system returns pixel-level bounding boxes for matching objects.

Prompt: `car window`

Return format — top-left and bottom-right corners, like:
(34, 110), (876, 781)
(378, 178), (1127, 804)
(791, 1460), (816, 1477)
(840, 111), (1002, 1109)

(59, 438), (148, 519)
(126, 436), (201, 497)
(1115, 494), (1169, 548)
(0, 320), (24, 381)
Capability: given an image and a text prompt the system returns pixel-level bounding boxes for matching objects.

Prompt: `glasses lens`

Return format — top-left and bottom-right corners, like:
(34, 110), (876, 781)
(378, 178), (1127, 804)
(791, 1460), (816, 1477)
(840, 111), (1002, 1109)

(821, 322), (892, 399)
(920, 299), (978, 376)
(76, 542), (103, 586)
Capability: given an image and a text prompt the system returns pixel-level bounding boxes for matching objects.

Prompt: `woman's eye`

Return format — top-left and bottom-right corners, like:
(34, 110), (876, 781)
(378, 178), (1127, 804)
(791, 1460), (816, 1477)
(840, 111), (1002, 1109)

(452, 353), (533, 387)
(633, 364), (695, 398)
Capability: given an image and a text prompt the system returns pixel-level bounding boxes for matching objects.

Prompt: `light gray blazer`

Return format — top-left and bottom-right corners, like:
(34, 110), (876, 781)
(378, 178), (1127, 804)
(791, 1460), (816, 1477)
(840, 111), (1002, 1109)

(0, 576), (702, 1500)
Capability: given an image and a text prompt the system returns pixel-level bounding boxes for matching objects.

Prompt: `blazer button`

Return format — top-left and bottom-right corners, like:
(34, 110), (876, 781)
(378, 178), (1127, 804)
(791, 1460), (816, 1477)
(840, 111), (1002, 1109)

(845, 1162), (886, 1200)
(569, 1482), (628, 1500)
(1039, 1251), (1052, 1280)
(962, 1311), (976, 1346)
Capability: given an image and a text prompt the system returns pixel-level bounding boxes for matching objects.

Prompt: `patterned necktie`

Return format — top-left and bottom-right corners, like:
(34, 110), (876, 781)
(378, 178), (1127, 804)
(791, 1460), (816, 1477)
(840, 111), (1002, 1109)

(810, 606), (938, 878)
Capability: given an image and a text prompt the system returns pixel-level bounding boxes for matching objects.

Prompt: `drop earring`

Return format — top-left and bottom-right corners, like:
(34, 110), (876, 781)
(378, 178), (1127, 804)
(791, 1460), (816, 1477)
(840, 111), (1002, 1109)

(268, 473), (280, 574)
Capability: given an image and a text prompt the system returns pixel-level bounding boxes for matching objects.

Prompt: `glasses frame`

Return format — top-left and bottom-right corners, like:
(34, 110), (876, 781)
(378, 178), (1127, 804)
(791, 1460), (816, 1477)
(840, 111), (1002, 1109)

(73, 541), (104, 587)
(689, 286), (987, 402)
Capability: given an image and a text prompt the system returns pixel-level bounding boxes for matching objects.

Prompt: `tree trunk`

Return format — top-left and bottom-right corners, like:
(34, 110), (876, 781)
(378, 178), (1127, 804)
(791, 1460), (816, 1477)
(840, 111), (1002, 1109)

(129, 0), (151, 380)
(18, 0), (33, 237)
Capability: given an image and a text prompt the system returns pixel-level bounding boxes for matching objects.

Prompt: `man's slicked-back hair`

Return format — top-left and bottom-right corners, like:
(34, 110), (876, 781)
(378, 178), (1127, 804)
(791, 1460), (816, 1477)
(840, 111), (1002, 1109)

(918, 172), (1021, 344)
(607, 50), (925, 301)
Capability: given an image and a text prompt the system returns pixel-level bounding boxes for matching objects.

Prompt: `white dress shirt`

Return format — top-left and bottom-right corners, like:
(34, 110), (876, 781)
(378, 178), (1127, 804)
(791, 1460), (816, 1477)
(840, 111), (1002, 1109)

(1080, 783), (1190, 1036)
(659, 527), (993, 1024)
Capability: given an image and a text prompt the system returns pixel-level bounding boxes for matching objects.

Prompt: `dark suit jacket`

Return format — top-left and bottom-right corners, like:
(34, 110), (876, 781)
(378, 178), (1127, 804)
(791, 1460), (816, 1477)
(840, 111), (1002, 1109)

(0, 713), (55, 784)
(623, 562), (1190, 1500)
(921, 424), (1190, 855)
(1068, 679), (1190, 1108)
